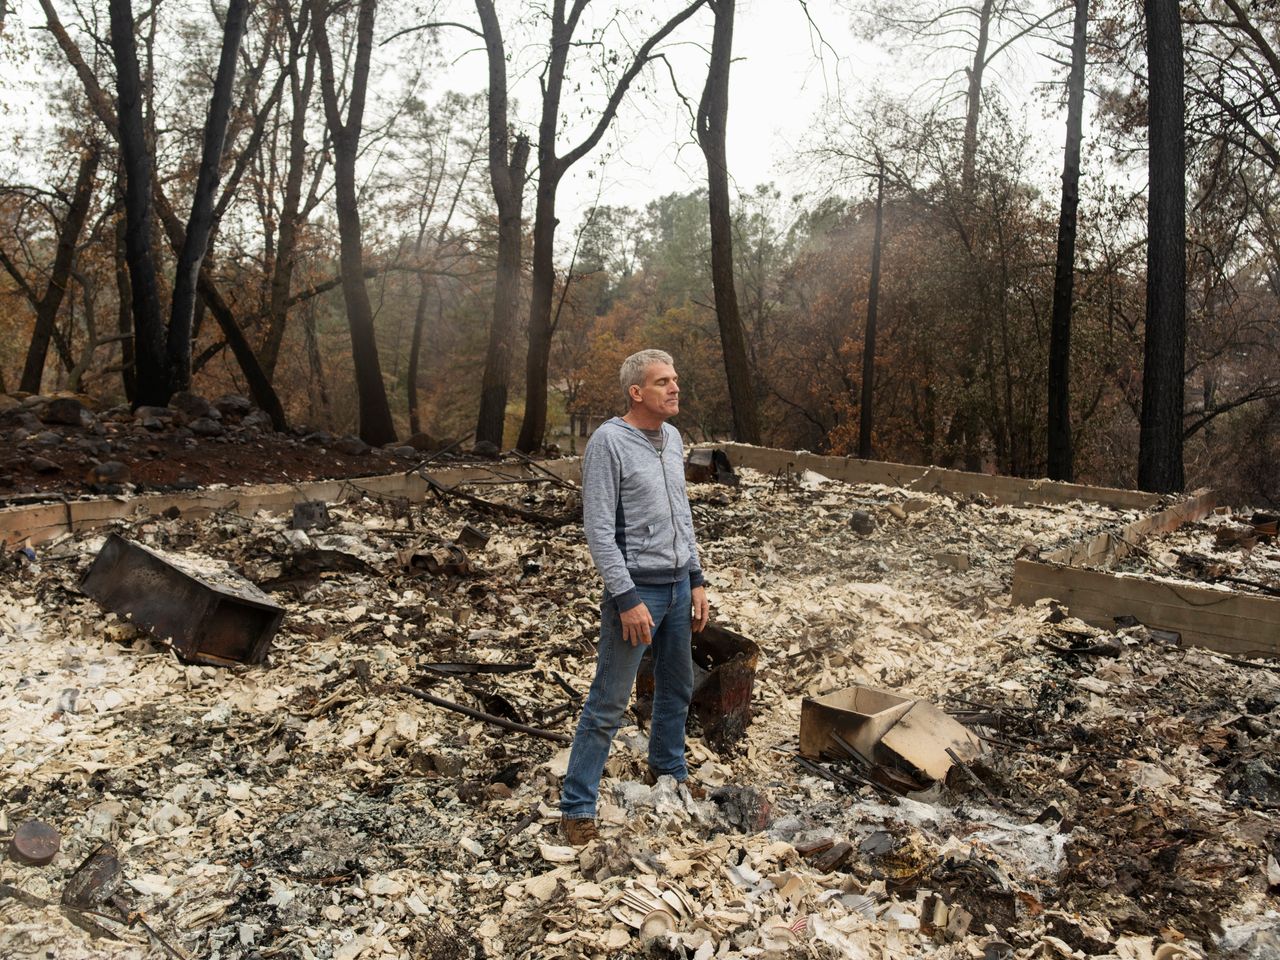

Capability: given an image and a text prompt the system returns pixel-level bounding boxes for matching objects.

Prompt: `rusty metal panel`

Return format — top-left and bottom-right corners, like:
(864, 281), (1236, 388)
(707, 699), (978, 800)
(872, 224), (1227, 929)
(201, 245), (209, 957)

(636, 622), (760, 751)
(80, 533), (283, 666)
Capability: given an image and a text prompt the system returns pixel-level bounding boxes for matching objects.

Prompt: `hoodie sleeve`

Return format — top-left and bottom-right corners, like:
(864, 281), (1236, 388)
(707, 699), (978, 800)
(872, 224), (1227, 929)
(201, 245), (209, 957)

(669, 426), (705, 589)
(581, 429), (642, 611)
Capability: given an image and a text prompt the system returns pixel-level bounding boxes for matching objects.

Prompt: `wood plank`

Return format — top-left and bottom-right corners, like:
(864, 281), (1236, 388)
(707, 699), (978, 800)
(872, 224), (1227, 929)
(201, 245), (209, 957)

(1012, 558), (1280, 658)
(0, 459), (583, 549)
(1043, 488), (1216, 566)
(711, 443), (1162, 510)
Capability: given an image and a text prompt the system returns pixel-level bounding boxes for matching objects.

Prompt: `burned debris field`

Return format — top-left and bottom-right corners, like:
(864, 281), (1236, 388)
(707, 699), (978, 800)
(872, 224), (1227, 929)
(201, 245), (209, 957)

(2, 459), (1278, 959)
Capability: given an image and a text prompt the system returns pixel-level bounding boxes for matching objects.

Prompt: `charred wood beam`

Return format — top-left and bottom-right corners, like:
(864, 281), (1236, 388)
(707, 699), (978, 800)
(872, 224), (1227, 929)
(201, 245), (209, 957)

(395, 684), (571, 744)
(424, 476), (576, 527)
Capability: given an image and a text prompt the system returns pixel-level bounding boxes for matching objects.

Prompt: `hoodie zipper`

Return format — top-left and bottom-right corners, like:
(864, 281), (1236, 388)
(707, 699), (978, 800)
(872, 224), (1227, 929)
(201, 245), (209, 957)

(657, 429), (679, 562)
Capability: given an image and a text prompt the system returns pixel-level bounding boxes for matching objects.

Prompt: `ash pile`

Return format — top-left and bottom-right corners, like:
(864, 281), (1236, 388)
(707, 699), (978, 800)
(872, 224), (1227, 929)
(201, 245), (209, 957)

(1, 465), (1277, 960)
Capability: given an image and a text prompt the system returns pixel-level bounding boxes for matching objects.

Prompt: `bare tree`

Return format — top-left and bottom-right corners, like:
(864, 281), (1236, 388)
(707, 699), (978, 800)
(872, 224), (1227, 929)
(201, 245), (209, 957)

(260, 0), (326, 381)
(696, 0), (760, 444)
(474, 0), (530, 448)
(0, 143), (100, 394)
(60, 0), (286, 421)
(1138, 0), (1187, 492)
(313, 0), (397, 445)
(859, 157), (885, 460)
(515, 0), (708, 453)
(1046, 0), (1087, 481)
(167, 0), (251, 392)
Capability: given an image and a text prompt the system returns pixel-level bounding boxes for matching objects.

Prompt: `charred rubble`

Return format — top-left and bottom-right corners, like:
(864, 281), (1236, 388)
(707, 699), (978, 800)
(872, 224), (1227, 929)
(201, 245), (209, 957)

(1, 464), (1277, 959)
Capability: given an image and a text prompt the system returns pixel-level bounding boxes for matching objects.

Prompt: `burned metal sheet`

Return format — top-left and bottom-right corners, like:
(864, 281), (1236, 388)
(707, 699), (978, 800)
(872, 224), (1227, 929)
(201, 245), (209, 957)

(62, 843), (122, 910)
(80, 533), (284, 666)
(636, 621), (760, 751)
(800, 683), (982, 782)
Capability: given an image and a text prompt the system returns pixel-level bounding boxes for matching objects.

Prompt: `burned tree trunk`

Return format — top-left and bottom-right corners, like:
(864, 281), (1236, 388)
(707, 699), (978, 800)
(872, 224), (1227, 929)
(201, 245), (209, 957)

(113, 176), (137, 403)
(167, 0), (249, 392)
(475, 0), (529, 450)
(1047, 0), (1088, 483)
(696, 0), (760, 445)
(16, 143), (100, 394)
(859, 161), (885, 461)
(961, 0), (996, 196)
(313, 0), (397, 445)
(407, 275), (429, 435)
(109, 0), (169, 407)
(263, 2), (316, 381)
(1138, 0), (1186, 493)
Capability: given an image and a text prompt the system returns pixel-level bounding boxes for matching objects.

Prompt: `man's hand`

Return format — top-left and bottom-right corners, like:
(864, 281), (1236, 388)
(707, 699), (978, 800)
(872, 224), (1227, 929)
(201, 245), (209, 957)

(619, 601), (655, 646)
(691, 585), (709, 633)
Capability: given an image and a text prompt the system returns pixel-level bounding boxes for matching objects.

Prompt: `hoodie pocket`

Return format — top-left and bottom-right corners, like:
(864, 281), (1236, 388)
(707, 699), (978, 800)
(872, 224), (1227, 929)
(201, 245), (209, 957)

(632, 522), (661, 566)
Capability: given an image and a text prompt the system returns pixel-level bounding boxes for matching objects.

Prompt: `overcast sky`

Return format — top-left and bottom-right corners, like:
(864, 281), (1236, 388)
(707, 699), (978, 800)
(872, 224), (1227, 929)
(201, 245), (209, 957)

(1, 0), (1078, 239)
(412, 0), (1076, 236)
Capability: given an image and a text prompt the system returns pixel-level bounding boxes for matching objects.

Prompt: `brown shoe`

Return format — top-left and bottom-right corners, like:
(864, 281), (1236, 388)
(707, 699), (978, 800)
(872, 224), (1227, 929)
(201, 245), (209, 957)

(645, 767), (707, 801)
(560, 816), (598, 846)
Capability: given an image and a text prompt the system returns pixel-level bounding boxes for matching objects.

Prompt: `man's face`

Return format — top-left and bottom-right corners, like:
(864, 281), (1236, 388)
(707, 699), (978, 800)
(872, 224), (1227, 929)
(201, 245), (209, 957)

(631, 362), (679, 420)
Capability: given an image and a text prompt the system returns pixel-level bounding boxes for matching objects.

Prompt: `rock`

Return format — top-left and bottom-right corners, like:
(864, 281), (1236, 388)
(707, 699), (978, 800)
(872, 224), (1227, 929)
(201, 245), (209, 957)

(710, 785), (772, 832)
(10, 427), (32, 443)
(543, 443), (562, 458)
(87, 461), (132, 486)
(404, 432), (438, 451)
(390, 445), (418, 460)
(483, 783), (513, 801)
(73, 437), (112, 456)
(292, 501), (331, 531)
(242, 409), (274, 431)
(5, 411), (42, 432)
(214, 393), (252, 417)
(849, 510), (877, 535)
(141, 417), (166, 431)
(427, 753), (464, 778)
(42, 397), (89, 427)
(471, 440), (501, 459)
(168, 391), (214, 420)
(134, 405), (175, 422)
(303, 430), (333, 445)
(189, 417), (224, 437)
(31, 430), (64, 447)
(0, 394), (20, 414)
(29, 456), (62, 474)
(934, 550), (971, 572)
(332, 436), (370, 456)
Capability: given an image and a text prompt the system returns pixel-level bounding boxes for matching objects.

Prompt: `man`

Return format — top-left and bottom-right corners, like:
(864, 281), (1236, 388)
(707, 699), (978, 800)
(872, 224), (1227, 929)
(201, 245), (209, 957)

(559, 349), (710, 845)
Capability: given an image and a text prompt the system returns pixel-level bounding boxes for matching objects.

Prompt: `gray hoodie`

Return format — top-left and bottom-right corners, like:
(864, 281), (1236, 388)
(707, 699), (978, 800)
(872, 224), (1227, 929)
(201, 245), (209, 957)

(581, 417), (704, 611)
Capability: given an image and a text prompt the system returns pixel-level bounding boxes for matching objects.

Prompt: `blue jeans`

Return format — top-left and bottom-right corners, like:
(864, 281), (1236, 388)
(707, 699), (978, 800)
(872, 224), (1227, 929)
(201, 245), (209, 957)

(559, 577), (694, 819)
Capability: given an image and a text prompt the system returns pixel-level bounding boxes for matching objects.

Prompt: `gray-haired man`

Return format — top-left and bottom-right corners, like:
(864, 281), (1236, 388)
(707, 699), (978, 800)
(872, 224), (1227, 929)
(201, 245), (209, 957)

(559, 349), (710, 845)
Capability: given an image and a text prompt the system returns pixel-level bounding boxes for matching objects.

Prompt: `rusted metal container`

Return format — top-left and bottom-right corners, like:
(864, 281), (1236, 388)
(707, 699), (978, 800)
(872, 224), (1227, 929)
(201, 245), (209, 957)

(81, 533), (284, 666)
(636, 621), (760, 751)
(685, 448), (738, 485)
(9, 820), (60, 866)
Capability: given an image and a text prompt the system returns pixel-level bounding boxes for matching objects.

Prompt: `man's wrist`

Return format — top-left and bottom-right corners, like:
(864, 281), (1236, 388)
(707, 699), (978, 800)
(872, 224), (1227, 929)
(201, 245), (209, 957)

(614, 588), (641, 612)
(690, 570), (705, 589)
